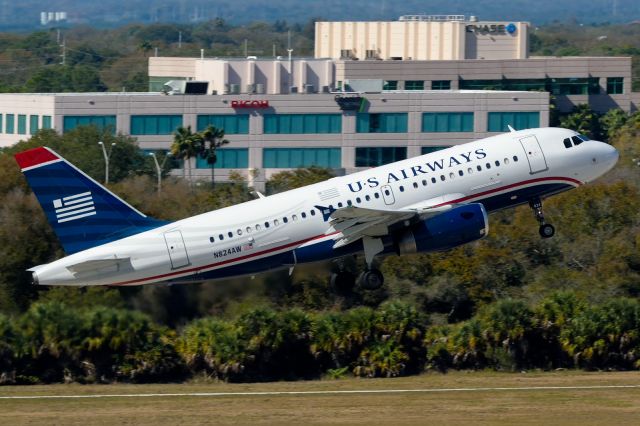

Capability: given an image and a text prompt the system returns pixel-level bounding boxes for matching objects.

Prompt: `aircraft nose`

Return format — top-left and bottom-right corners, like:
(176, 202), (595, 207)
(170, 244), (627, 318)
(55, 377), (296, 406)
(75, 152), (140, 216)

(592, 141), (619, 174)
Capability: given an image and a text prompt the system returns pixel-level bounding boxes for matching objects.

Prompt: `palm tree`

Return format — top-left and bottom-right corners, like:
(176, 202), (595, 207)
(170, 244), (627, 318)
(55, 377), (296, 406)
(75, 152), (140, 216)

(200, 125), (229, 187)
(171, 126), (202, 184)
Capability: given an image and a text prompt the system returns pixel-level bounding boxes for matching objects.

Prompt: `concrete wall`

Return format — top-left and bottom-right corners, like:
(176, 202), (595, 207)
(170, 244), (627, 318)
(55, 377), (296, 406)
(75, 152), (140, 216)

(0, 94), (55, 146)
(315, 20), (527, 61)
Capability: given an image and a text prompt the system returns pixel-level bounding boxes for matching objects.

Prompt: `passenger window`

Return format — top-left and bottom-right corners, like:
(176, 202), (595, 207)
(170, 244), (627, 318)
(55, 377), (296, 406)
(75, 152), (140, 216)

(246, 226), (252, 233)
(310, 210), (316, 216)
(495, 161), (500, 167)
(210, 237), (214, 243)
(440, 175), (445, 181)
(399, 186), (405, 192)
(477, 165), (482, 171)
(513, 156), (519, 162)
(486, 163), (491, 169)
(301, 212), (307, 219)
(274, 219), (279, 226)
(504, 158), (509, 165)
(422, 179), (427, 186)
(264, 221), (270, 228)
(256, 224), (262, 231)
(338, 202), (343, 208)
(374, 193), (380, 199)
(413, 182), (418, 189)
(228, 231), (233, 238)
(563, 138), (572, 148)
(431, 177), (437, 183)
(347, 200), (353, 206)
(219, 234), (224, 240)
(365, 195), (371, 201)
(356, 197), (362, 203)
(458, 170), (464, 176)
(449, 172), (455, 179)
(467, 167), (473, 174)
(572, 136), (583, 146)
(237, 229), (243, 236)
(292, 215), (298, 221)
(384, 189), (391, 195)
(283, 217), (288, 223)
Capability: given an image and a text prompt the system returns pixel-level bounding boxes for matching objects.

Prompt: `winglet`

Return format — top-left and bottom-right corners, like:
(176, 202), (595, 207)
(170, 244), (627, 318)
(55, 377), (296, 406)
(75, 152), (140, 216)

(507, 125), (516, 133)
(15, 147), (61, 170)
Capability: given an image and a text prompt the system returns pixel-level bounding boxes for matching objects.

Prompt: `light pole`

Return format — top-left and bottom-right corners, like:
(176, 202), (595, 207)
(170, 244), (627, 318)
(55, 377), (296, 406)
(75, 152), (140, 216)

(149, 152), (171, 193)
(98, 141), (116, 184)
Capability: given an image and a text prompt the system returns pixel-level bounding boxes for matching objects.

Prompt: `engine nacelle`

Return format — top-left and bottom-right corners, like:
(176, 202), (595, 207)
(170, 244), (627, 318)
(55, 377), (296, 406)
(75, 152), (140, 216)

(394, 203), (488, 254)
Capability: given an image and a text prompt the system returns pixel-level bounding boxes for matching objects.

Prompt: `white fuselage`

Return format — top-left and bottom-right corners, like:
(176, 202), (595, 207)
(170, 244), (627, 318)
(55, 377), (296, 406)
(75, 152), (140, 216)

(32, 128), (618, 286)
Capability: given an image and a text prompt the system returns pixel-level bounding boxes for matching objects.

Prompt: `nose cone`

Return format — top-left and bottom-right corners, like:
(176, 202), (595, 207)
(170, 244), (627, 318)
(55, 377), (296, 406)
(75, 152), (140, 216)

(600, 142), (619, 173)
(592, 141), (619, 177)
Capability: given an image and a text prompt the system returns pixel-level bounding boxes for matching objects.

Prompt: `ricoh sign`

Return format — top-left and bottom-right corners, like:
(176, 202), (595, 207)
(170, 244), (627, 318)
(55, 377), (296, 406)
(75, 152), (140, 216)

(231, 100), (270, 108)
(465, 23), (517, 35)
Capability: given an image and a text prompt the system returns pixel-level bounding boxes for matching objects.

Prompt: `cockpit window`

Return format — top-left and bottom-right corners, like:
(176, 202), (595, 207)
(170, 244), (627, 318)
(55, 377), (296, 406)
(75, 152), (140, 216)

(578, 134), (590, 141)
(571, 136), (583, 146)
(563, 138), (572, 148)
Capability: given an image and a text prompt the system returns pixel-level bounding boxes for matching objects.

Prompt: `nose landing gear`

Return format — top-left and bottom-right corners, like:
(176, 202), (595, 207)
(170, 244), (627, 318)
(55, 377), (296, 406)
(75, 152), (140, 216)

(529, 197), (555, 239)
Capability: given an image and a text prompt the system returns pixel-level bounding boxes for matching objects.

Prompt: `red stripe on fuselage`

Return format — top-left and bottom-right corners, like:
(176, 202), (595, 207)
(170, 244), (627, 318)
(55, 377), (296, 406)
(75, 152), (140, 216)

(108, 176), (580, 287)
(14, 147), (60, 170)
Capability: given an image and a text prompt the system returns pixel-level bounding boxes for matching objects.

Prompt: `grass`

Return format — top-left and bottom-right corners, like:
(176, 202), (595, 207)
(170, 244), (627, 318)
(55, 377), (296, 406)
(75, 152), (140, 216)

(1, 371), (639, 425)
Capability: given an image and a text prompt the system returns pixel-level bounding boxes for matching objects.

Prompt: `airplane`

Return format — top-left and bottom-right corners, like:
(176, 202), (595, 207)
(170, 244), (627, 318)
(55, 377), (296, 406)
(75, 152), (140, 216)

(15, 127), (618, 290)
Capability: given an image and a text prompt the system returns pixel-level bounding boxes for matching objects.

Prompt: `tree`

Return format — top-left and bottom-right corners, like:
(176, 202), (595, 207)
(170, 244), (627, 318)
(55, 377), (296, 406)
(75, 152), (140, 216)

(170, 126), (202, 183)
(200, 125), (229, 187)
(559, 104), (602, 140)
(265, 167), (335, 194)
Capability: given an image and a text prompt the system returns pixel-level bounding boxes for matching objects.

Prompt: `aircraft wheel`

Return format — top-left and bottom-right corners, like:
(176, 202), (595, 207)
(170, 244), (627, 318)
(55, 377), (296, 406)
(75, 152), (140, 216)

(330, 271), (355, 293)
(358, 269), (384, 290)
(539, 223), (555, 239)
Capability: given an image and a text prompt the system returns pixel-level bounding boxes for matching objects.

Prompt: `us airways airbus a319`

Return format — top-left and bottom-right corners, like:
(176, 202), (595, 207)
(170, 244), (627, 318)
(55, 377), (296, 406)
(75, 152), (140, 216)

(15, 127), (618, 289)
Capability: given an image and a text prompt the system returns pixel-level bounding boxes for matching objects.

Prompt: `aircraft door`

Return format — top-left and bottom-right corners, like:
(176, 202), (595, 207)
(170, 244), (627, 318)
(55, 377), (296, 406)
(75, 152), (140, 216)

(519, 135), (548, 174)
(164, 230), (190, 269)
(380, 185), (395, 205)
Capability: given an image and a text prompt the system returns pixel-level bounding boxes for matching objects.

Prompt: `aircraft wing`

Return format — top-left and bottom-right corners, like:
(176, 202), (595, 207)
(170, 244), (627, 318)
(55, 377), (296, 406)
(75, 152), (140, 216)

(320, 196), (461, 249)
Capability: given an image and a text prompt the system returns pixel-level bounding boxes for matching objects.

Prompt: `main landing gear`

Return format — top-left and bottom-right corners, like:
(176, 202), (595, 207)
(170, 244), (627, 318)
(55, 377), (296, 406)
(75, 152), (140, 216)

(330, 237), (386, 291)
(529, 197), (555, 239)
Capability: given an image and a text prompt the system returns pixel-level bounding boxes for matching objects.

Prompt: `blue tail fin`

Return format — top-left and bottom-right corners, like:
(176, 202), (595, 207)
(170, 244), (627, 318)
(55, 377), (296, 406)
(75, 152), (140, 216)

(15, 147), (167, 254)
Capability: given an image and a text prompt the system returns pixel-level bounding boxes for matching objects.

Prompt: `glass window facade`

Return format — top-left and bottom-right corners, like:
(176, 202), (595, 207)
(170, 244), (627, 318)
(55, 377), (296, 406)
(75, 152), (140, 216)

(196, 115), (249, 134)
(488, 112), (540, 132)
(263, 114), (341, 134)
(431, 80), (451, 90)
(422, 112), (474, 132)
(29, 115), (39, 134)
(17, 115), (26, 134)
(263, 148), (341, 168)
(130, 115), (182, 135)
(355, 147), (407, 167)
(421, 146), (449, 155)
(63, 115), (117, 133)
(356, 113), (408, 133)
(195, 149), (249, 169)
(383, 80), (398, 90)
(459, 77), (600, 95)
(42, 115), (52, 129)
(405, 80), (424, 90)
(607, 77), (623, 95)
(5, 114), (14, 134)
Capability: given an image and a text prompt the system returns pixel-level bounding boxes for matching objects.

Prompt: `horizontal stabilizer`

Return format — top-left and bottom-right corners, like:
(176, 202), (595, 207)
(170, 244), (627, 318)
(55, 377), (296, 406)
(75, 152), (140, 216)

(67, 257), (133, 278)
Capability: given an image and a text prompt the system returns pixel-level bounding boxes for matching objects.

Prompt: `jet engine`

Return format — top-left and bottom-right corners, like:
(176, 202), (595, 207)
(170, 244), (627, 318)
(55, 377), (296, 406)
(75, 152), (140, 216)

(394, 203), (488, 255)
